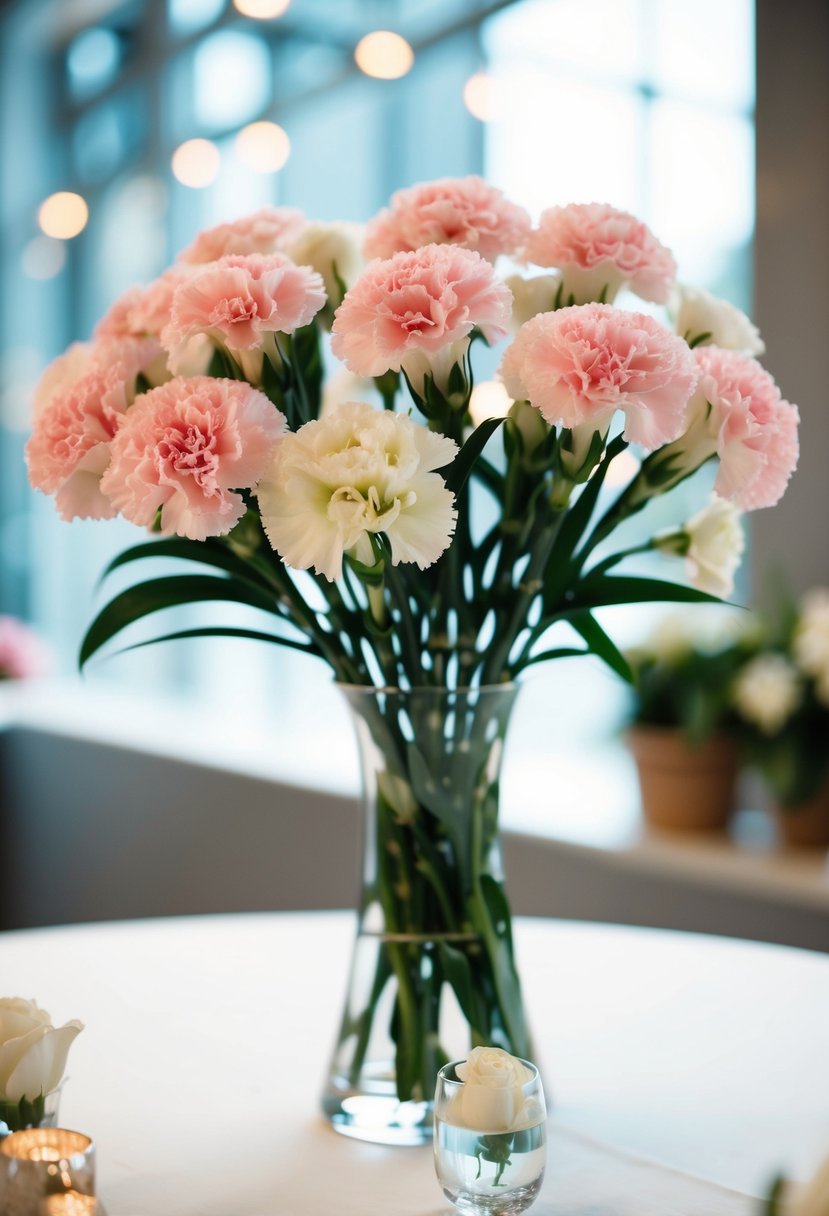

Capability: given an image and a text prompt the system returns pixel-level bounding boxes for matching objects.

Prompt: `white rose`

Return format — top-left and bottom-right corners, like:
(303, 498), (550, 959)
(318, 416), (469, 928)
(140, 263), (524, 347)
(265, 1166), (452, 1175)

(0, 997), (83, 1104)
(793, 589), (829, 706)
(787, 1152), (829, 1216)
(452, 1046), (533, 1132)
(287, 221), (364, 313)
(504, 273), (562, 331)
(684, 496), (745, 598)
(732, 654), (802, 734)
(672, 284), (765, 356)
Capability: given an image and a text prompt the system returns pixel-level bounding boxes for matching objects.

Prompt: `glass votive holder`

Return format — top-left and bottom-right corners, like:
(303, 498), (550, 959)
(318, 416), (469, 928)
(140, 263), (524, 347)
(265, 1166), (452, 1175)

(0, 1127), (96, 1216)
(434, 1059), (546, 1216)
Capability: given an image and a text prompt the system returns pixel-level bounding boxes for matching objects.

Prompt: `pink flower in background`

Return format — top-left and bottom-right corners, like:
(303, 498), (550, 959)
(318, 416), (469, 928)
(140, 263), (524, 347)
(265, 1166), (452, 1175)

(500, 303), (698, 449)
(693, 346), (800, 510)
(178, 207), (307, 264)
(32, 343), (95, 418)
(523, 203), (677, 305)
(0, 617), (51, 680)
(331, 244), (512, 388)
(363, 176), (531, 261)
(162, 253), (326, 357)
(94, 287), (146, 340)
(101, 376), (285, 540)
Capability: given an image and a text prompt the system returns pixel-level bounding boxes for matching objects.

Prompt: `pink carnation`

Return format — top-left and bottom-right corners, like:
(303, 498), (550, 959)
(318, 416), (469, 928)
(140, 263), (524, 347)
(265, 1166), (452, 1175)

(694, 347), (800, 510)
(363, 176), (530, 261)
(95, 269), (195, 341)
(178, 207), (307, 264)
(523, 203), (677, 305)
(0, 617), (51, 680)
(26, 362), (132, 521)
(162, 254), (325, 357)
(500, 303), (698, 449)
(100, 376), (285, 540)
(330, 244), (513, 384)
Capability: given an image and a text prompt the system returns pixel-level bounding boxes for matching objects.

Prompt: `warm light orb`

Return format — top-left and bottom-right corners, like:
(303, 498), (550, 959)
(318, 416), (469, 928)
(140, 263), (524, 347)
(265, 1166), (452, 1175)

(354, 31), (414, 80)
(22, 236), (67, 280)
(233, 0), (290, 16)
(603, 448), (641, 487)
(37, 192), (88, 240)
(469, 380), (513, 428)
(235, 121), (291, 173)
(463, 72), (500, 122)
(171, 139), (221, 188)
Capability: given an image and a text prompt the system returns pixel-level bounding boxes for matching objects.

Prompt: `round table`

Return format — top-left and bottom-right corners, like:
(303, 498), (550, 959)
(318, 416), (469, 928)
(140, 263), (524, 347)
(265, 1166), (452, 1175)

(1, 913), (828, 1215)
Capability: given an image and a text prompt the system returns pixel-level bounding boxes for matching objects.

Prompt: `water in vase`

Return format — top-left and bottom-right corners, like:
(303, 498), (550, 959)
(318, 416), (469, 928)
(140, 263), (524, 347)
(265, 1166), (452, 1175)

(434, 1119), (546, 1215)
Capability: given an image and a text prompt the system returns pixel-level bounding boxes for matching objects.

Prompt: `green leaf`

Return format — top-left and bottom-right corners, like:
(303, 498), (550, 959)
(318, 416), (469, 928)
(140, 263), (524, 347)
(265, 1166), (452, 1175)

(438, 942), (484, 1036)
(103, 537), (274, 589)
(110, 625), (317, 660)
(514, 646), (587, 673)
(441, 417), (505, 496)
(569, 610), (633, 683)
(763, 1176), (786, 1216)
(80, 574), (279, 668)
(568, 574), (722, 612)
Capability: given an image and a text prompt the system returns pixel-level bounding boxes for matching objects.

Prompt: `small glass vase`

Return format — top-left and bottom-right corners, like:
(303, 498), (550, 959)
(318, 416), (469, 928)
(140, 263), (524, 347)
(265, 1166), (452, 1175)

(0, 1086), (62, 1138)
(322, 684), (532, 1146)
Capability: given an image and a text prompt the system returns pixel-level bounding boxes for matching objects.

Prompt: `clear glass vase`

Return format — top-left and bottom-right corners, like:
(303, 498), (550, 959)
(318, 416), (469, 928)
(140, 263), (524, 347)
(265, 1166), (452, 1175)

(0, 1086), (62, 1138)
(322, 684), (531, 1146)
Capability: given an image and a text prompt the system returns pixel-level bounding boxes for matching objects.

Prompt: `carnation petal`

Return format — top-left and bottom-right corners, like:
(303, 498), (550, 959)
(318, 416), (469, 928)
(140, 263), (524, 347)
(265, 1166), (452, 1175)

(386, 474), (457, 569)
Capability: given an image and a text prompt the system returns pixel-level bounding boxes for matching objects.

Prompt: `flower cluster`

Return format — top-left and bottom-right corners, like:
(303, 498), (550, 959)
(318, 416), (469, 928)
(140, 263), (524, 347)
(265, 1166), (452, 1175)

(25, 178), (799, 695)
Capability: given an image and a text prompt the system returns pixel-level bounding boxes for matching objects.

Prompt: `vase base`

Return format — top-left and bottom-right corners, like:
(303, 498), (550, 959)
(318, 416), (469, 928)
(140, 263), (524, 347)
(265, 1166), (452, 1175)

(322, 1078), (432, 1146)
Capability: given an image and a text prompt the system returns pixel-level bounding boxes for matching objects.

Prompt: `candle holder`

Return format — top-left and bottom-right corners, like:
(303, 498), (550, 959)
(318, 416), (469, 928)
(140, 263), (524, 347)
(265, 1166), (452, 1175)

(0, 1127), (96, 1216)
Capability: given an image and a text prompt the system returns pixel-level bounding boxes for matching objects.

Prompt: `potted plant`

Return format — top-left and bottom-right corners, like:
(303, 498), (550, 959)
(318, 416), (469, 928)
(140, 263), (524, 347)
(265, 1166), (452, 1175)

(732, 589), (829, 848)
(625, 607), (760, 831)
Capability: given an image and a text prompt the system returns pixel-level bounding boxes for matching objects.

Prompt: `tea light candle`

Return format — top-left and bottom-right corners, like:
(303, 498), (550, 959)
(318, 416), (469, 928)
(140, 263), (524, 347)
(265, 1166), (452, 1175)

(0, 1128), (96, 1215)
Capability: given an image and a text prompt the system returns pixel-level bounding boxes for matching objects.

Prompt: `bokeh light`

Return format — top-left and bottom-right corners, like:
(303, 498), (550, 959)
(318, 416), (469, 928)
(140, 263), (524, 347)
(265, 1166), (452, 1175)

(37, 192), (89, 239)
(233, 0), (291, 17)
(21, 237), (67, 281)
(354, 31), (414, 80)
(469, 380), (513, 428)
(463, 72), (501, 122)
(235, 122), (291, 173)
(171, 139), (221, 188)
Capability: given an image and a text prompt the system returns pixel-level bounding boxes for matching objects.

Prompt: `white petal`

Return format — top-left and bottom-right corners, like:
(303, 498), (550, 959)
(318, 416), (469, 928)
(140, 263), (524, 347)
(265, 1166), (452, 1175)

(0, 1026), (47, 1094)
(5, 1021), (83, 1103)
(386, 474), (456, 569)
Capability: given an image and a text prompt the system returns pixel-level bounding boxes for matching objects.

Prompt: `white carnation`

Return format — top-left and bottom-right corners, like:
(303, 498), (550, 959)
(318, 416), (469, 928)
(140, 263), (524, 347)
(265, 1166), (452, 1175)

(504, 272), (562, 331)
(793, 589), (829, 706)
(683, 496), (745, 598)
(672, 284), (765, 356)
(257, 401), (458, 581)
(732, 654), (801, 734)
(286, 221), (364, 311)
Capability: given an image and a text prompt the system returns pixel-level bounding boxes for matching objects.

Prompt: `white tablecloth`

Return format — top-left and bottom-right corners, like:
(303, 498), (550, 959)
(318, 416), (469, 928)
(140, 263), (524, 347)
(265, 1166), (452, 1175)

(1, 913), (828, 1215)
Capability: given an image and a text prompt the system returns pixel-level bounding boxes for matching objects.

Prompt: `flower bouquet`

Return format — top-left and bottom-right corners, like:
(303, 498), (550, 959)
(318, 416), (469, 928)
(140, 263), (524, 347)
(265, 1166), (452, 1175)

(26, 177), (799, 1142)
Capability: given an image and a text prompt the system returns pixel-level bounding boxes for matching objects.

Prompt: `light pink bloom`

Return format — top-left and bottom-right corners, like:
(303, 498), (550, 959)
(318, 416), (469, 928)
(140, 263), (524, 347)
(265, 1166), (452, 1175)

(27, 338), (161, 520)
(161, 254), (325, 358)
(101, 376), (284, 541)
(523, 203), (677, 305)
(500, 304), (698, 449)
(331, 244), (512, 389)
(0, 617), (51, 680)
(363, 176), (530, 261)
(26, 363), (132, 521)
(95, 268), (196, 342)
(693, 346), (800, 510)
(178, 207), (307, 264)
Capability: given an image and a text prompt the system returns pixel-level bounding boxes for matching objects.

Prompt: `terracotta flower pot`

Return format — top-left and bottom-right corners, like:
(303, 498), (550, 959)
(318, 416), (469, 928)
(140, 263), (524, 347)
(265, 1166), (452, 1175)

(627, 726), (739, 832)
(774, 781), (829, 849)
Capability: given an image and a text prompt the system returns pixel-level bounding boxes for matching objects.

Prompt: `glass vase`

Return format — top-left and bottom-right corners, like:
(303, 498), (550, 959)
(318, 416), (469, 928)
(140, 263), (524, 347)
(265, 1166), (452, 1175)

(322, 684), (531, 1146)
